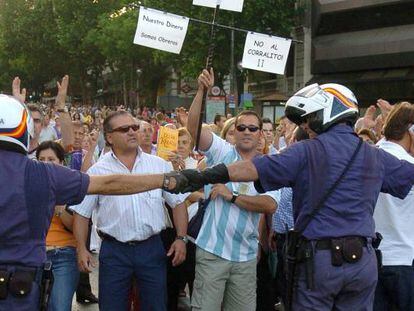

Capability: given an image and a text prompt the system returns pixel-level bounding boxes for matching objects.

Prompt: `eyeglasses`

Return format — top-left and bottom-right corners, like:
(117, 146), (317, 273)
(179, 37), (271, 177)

(109, 124), (140, 133)
(236, 125), (260, 132)
(33, 118), (42, 124)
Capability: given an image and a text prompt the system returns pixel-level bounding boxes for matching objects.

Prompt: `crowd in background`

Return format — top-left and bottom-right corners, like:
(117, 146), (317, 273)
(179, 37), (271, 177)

(20, 70), (413, 311)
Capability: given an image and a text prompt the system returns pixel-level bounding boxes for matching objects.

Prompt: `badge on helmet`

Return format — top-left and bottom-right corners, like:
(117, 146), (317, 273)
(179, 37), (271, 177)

(0, 95), (34, 153)
(285, 83), (359, 134)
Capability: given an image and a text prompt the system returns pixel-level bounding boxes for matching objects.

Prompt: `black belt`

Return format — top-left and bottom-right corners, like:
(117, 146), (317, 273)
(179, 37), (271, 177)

(98, 231), (146, 246)
(316, 237), (368, 250)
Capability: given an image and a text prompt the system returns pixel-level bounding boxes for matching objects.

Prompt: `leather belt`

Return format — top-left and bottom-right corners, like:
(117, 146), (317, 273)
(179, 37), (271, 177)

(316, 237), (368, 250)
(98, 231), (145, 246)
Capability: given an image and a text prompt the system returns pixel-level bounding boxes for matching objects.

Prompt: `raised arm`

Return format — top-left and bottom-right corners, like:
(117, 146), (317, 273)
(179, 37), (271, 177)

(187, 68), (215, 151)
(12, 77), (26, 104)
(55, 75), (74, 149)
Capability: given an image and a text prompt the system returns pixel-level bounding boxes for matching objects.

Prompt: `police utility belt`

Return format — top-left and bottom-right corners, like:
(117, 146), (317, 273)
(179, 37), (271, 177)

(0, 261), (53, 311)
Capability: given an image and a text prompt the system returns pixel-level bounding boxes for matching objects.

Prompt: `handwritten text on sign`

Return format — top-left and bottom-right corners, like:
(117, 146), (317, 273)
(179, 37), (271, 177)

(193, 0), (244, 12)
(157, 126), (179, 161)
(133, 7), (189, 54)
(242, 32), (292, 75)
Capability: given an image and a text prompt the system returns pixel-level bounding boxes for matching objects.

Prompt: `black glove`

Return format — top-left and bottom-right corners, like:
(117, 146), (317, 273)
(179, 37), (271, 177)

(179, 163), (230, 193)
(163, 171), (189, 194)
(198, 163), (230, 185)
(164, 164), (230, 194)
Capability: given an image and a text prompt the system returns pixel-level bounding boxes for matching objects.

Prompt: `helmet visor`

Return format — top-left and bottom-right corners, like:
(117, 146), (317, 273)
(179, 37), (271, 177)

(295, 83), (322, 99)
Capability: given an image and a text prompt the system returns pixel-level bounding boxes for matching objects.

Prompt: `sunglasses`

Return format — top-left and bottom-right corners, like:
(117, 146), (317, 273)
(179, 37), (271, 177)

(236, 125), (260, 132)
(109, 124), (140, 133)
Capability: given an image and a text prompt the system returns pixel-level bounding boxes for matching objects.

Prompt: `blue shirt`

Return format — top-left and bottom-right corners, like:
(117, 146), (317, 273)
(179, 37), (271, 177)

(0, 150), (90, 266)
(272, 187), (294, 234)
(252, 124), (414, 239)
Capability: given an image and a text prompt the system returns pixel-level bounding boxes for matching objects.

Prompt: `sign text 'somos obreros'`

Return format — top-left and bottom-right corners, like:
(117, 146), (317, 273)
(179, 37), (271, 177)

(242, 32), (292, 75)
(133, 7), (189, 54)
(133, 6), (293, 75)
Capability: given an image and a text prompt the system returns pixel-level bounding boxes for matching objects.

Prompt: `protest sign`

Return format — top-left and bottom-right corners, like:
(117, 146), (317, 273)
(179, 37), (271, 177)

(241, 32), (292, 75)
(193, 0), (244, 12)
(133, 7), (189, 54)
(157, 126), (179, 160)
(206, 96), (226, 123)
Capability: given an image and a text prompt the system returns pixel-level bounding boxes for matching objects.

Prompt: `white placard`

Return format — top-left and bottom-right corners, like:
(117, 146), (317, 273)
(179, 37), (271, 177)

(133, 7), (189, 54)
(193, 0), (244, 12)
(241, 32), (292, 75)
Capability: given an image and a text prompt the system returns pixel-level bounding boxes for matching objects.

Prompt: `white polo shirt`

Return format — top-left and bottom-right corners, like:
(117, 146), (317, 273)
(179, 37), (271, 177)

(71, 149), (188, 242)
(374, 140), (414, 266)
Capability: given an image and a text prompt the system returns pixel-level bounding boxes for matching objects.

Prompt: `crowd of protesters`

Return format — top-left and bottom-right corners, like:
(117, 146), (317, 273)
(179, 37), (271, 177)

(2, 70), (414, 311)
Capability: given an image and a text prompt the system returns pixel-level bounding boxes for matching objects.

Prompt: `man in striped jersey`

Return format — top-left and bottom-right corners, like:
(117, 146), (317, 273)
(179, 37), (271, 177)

(185, 69), (280, 311)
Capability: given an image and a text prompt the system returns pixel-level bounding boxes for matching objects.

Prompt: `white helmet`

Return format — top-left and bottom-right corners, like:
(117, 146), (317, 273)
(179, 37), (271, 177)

(0, 95), (34, 153)
(285, 83), (359, 134)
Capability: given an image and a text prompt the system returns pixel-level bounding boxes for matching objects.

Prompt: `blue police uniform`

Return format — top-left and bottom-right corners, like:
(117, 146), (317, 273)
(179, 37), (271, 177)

(0, 149), (90, 310)
(252, 124), (414, 310)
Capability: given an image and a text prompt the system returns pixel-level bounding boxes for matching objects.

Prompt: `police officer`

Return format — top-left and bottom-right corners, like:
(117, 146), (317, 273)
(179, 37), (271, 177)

(166, 78), (414, 310)
(0, 95), (180, 310)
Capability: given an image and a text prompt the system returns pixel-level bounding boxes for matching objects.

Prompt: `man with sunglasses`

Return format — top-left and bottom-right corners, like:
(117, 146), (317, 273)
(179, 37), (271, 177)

(71, 110), (189, 311)
(168, 82), (414, 311)
(184, 69), (280, 311)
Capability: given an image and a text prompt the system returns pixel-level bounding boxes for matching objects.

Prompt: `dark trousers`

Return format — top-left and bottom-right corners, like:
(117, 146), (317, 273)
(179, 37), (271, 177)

(257, 245), (277, 310)
(293, 245), (378, 310)
(275, 233), (287, 305)
(374, 264), (414, 311)
(161, 227), (196, 311)
(98, 235), (167, 311)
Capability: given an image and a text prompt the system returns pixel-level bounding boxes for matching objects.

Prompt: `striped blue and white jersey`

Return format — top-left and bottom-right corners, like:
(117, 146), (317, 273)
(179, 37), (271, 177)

(196, 134), (280, 262)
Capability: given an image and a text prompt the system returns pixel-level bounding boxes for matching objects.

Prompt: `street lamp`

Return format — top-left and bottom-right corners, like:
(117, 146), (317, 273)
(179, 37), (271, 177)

(136, 68), (142, 108)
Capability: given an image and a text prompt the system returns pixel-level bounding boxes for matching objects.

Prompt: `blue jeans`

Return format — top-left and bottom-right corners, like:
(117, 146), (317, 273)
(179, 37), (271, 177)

(99, 234), (167, 311)
(374, 264), (414, 311)
(46, 247), (79, 311)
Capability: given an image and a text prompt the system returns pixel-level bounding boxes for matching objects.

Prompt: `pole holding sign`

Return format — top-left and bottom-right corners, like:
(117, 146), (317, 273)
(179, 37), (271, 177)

(133, 7), (189, 54)
(193, 0), (244, 12)
(241, 32), (292, 75)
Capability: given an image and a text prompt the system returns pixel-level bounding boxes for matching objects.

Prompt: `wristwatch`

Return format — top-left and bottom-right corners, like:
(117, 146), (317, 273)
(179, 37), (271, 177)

(230, 191), (239, 203)
(176, 235), (188, 244)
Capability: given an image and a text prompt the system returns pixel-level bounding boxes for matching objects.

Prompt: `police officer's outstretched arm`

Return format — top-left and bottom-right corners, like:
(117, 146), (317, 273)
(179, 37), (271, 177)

(168, 160), (260, 194)
(226, 160), (259, 182)
(169, 142), (304, 194)
(87, 174), (167, 195)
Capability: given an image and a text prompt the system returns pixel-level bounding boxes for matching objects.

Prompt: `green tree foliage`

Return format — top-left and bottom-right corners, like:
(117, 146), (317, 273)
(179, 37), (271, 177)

(0, 0), (296, 104)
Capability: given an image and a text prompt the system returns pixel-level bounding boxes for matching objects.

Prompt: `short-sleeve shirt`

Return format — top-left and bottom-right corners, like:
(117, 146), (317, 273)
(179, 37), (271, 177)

(252, 124), (414, 239)
(196, 134), (280, 262)
(0, 149), (90, 266)
(70, 149), (188, 242)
